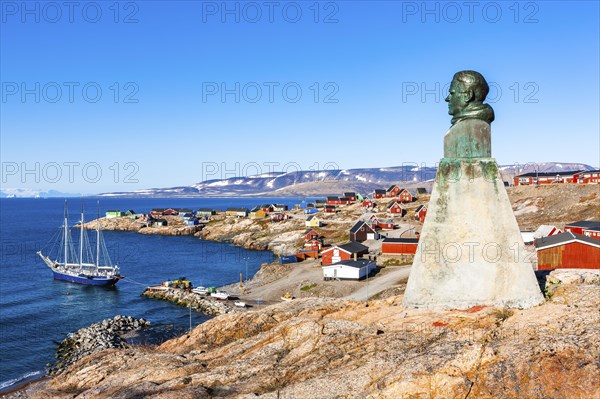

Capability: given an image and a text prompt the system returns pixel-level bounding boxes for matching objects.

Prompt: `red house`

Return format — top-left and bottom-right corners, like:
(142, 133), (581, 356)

(397, 189), (414, 203)
(535, 232), (600, 270)
(575, 170), (600, 184)
(338, 197), (351, 205)
(343, 192), (357, 202)
(270, 213), (289, 222)
(381, 238), (419, 255)
(304, 238), (324, 252)
(304, 229), (320, 241)
(362, 199), (374, 208)
(387, 201), (404, 215)
(326, 196), (340, 205)
(386, 185), (401, 197)
(321, 242), (369, 265)
(376, 218), (395, 230)
(564, 221), (600, 240)
(415, 205), (427, 223)
(373, 189), (387, 199)
(324, 205), (337, 213)
(513, 170), (582, 186)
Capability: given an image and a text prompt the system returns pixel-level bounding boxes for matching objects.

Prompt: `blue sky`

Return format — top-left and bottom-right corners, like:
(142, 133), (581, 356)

(1, 0), (599, 193)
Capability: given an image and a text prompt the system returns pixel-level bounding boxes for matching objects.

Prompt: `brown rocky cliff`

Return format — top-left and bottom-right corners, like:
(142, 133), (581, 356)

(28, 270), (599, 399)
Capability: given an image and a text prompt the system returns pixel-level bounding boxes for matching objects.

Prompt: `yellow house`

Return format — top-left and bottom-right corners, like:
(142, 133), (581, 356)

(249, 208), (266, 219)
(305, 215), (321, 227)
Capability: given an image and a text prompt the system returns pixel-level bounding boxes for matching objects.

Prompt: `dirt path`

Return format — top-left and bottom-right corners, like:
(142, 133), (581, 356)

(344, 266), (411, 300)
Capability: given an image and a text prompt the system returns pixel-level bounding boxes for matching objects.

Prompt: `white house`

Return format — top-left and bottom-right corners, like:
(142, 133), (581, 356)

(322, 260), (376, 281)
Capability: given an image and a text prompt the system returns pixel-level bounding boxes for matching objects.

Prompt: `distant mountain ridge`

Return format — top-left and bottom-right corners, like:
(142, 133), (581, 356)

(95, 162), (595, 198)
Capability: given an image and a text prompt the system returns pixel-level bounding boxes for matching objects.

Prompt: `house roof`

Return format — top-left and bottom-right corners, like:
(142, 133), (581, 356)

(415, 205), (426, 212)
(339, 197), (350, 201)
(344, 192), (356, 196)
(374, 189), (387, 194)
(349, 221), (375, 234)
(326, 259), (375, 269)
(387, 185), (399, 192)
(533, 225), (559, 239)
(307, 215), (318, 221)
(250, 206), (261, 212)
(535, 231), (600, 250)
(304, 229), (318, 234)
(383, 237), (419, 244)
(339, 241), (369, 253)
(106, 210), (122, 213)
(226, 208), (249, 212)
(315, 199), (326, 203)
(321, 241), (369, 255)
(516, 170), (583, 178)
(565, 220), (600, 231)
(197, 208), (215, 212)
(327, 196), (338, 201)
(416, 187), (428, 194)
(578, 169), (600, 174)
(387, 201), (402, 209)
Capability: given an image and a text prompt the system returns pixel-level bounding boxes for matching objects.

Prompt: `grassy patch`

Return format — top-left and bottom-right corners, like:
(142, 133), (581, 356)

(300, 283), (318, 292)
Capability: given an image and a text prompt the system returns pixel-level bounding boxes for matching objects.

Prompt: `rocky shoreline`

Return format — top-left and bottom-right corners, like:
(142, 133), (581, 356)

(142, 287), (243, 316)
(49, 315), (151, 376)
(6, 269), (599, 399)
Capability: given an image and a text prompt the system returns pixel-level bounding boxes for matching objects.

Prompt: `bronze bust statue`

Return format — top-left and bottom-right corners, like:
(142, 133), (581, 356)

(445, 70), (495, 126)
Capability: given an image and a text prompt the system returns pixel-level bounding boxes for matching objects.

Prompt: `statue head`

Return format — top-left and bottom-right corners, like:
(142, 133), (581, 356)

(445, 70), (494, 125)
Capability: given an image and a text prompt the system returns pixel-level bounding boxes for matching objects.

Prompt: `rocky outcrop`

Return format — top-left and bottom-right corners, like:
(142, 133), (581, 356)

(142, 287), (242, 316)
(49, 315), (150, 375)
(80, 216), (203, 236)
(26, 270), (599, 399)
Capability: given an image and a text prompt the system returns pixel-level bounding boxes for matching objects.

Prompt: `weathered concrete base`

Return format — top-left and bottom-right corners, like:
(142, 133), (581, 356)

(403, 158), (544, 309)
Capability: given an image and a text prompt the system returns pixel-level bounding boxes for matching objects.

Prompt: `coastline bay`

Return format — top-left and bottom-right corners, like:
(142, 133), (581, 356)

(0, 197), (300, 390)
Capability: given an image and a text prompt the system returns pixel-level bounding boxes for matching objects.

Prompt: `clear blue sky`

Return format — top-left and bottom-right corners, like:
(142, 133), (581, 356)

(1, 1), (598, 193)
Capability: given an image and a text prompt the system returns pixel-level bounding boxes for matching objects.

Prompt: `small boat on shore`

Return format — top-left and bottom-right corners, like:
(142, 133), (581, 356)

(211, 291), (229, 300)
(192, 286), (209, 295)
(234, 301), (246, 308)
(281, 293), (293, 302)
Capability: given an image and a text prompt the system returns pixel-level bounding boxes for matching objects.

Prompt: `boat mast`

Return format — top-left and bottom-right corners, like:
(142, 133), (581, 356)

(96, 201), (100, 267)
(79, 198), (84, 268)
(64, 200), (68, 266)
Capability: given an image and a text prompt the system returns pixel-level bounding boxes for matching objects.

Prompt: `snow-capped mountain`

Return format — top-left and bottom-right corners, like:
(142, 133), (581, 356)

(96, 162), (596, 198)
(0, 188), (81, 198)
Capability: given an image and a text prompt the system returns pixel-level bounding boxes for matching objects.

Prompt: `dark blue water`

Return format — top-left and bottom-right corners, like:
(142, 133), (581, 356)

(0, 197), (302, 389)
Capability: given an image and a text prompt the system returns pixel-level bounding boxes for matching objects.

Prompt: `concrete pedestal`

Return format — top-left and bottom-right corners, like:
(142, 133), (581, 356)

(403, 157), (544, 309)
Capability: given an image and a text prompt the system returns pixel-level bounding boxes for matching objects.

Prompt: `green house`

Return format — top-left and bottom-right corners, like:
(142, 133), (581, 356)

(105, 210), (125, 218)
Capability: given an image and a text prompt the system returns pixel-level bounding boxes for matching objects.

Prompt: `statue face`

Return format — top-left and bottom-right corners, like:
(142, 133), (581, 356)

(445, 79), (469, 116)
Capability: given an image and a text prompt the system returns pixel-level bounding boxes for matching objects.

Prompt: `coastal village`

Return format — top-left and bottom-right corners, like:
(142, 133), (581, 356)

(24, 172), (600, 399)
(79, 170), (600, 314)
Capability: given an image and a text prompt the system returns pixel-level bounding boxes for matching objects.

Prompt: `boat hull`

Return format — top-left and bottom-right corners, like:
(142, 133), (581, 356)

(52, 271), (121, 286)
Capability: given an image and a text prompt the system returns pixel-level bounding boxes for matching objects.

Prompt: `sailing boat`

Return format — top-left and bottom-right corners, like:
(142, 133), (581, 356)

(37, 201), (123, 286)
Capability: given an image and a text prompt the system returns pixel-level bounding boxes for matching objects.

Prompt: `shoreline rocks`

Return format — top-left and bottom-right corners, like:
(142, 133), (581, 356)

(142, 287), (242, 316)
(49, 315), (150, 375)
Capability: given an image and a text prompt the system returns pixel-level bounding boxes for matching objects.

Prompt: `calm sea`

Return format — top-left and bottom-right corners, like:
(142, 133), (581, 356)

(0, 197), (303, 390)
